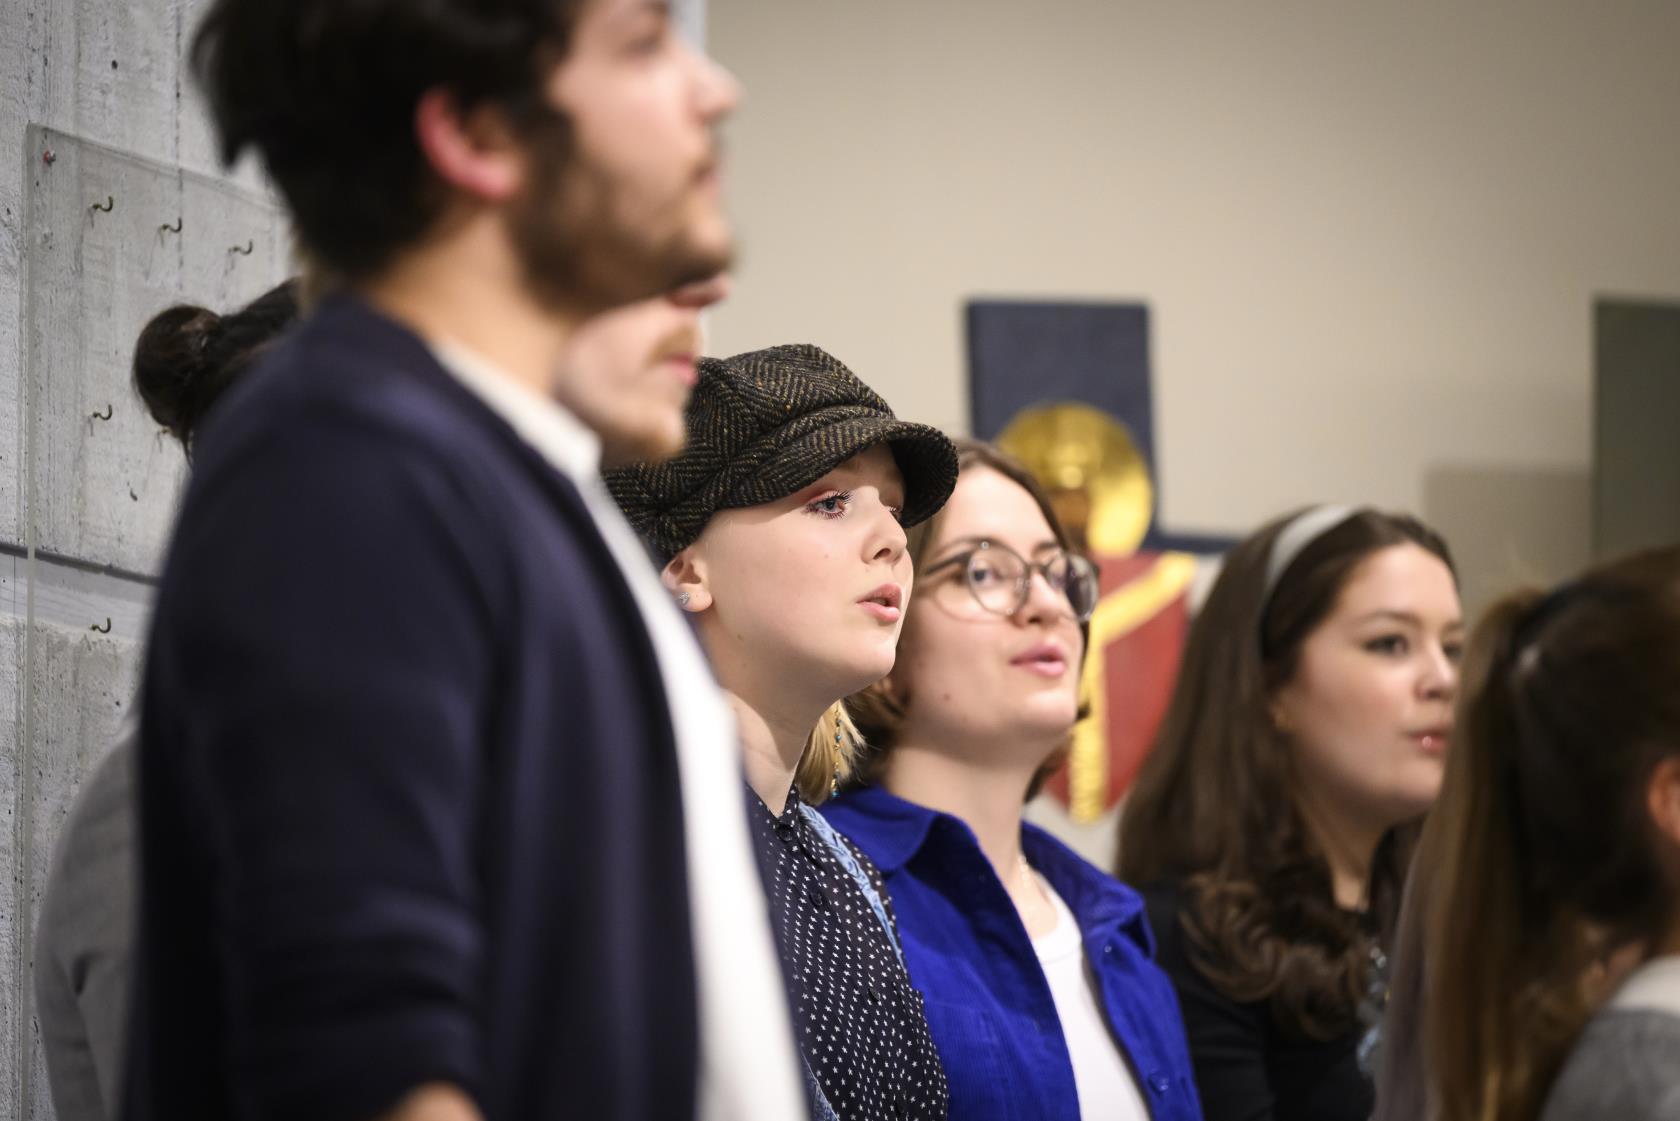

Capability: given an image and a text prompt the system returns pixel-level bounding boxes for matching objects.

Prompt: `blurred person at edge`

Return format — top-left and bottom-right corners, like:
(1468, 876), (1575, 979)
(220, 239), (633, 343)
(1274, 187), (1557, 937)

(36, 273), (732, 1121)
(1380, 547), (1680, 1121)
(35, 282), (299, 1121)
(825, 438), (1204, 1121)
(128, 0), (806, 1119)
(608, 343), (959, 1121)
(1119, 506), (1463, 1121)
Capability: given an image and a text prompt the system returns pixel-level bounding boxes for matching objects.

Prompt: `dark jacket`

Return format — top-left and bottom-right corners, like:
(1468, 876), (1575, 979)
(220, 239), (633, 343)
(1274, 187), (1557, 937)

(127, 296), (697, 1121)
(1141, 881), (1372, 1121)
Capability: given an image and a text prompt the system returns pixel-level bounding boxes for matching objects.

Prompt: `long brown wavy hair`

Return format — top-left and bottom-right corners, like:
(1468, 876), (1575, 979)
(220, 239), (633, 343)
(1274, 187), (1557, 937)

(1415, 546), (1680, 1121)
(1118, 507), (1454, 1039)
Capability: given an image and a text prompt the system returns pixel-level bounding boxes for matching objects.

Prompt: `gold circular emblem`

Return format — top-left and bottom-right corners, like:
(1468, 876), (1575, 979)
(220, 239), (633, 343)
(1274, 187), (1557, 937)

(996, 402), (1155, 556)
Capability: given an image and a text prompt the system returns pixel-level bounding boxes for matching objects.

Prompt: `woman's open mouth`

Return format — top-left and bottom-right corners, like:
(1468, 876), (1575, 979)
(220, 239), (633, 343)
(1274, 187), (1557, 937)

(1011, 641), (1069, 678)
(858, 584), (903, 623)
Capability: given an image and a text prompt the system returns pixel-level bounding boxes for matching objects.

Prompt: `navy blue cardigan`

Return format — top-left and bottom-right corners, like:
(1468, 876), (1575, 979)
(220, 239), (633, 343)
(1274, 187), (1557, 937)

(127, 297), (696, 1121)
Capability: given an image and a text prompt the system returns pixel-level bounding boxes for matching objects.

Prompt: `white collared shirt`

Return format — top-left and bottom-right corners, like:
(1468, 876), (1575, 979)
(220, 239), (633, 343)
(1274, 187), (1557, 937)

(432, 340), (805, 1121)
(1610, 955), (1680, 1016)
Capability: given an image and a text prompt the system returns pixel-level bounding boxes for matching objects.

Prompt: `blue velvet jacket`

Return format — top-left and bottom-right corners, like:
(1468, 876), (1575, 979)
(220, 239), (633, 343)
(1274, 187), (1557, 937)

(823, 785), (1202, 1121)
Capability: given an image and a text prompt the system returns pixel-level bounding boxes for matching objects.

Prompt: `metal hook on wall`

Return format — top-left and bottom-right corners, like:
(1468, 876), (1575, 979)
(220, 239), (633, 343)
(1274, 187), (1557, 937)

(229, 239), (254, 256)
(159, 216), (182, 234)
(89, 195), (114, 214)
(90, 403), (113, 422)
(90, 618), (112, 634)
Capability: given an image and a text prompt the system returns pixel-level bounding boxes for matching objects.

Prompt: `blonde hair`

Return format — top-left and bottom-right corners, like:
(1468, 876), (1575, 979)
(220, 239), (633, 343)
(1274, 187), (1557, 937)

(797, 701), (863, 805)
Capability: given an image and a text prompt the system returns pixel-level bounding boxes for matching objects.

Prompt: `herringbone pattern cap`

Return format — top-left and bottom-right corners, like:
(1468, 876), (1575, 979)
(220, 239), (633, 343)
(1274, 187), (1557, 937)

(605, 343), (958, 559)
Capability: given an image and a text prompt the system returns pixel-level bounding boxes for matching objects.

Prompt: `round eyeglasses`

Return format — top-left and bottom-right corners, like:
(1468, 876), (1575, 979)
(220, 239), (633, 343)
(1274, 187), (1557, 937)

(923, 541), (1100, 622)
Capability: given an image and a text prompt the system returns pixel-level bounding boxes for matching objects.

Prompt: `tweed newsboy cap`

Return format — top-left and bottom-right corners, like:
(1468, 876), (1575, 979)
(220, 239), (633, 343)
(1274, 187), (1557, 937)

(605, 343), (959, 559)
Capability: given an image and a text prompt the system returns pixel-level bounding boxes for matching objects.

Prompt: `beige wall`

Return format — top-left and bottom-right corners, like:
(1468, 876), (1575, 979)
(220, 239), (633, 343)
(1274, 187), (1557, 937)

(708, 0), (1680, 611)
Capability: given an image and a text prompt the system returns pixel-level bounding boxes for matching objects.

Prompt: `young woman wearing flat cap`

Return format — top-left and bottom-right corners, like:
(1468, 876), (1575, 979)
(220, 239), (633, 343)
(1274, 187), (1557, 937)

(608, 343), (958, 1121)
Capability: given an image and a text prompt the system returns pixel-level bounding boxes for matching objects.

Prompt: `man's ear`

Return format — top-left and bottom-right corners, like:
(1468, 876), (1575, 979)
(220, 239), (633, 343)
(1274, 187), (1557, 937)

(1268, 691), (1294, 736)
(414, 88), (525, 203)
(662, 547), (712, 612)
(1646, 754), (1680, 851)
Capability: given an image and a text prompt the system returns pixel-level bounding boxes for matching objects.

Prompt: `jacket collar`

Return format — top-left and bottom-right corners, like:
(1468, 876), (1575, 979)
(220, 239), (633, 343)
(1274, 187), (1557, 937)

(1612, 955), (1680, 1015)
(308, 294), (603, 484)
(430, 337), (602, 484)
(824, 784), (1152, 951)
(822, 784), (940, 875)
(1021, 823), (1153, 955)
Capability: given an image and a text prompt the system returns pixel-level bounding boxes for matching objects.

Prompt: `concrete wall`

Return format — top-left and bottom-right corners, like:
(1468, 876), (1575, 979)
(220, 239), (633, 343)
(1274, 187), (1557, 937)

(707, 0), (1680, 614)
(2, 2), (285, 1117)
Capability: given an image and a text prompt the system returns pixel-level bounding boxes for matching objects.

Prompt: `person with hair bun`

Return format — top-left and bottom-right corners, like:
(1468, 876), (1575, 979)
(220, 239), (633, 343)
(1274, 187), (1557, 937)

(34, 281), (299, 1121)
(608, 343), (958, 1121)
(1120, 506), (1464, 1121)
(130, 280), (301, 451)
(1394, 546), (1680, 1121)
(40, 271), (753, 1121)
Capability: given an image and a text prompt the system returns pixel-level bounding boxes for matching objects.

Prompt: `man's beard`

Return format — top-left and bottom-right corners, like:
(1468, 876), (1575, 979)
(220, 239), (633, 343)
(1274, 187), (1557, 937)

(508, 113), (732, 315)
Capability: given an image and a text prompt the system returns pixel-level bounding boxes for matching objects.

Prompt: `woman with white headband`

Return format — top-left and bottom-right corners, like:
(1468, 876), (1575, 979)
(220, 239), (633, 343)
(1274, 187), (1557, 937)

(1118, 506), (1464, 1121)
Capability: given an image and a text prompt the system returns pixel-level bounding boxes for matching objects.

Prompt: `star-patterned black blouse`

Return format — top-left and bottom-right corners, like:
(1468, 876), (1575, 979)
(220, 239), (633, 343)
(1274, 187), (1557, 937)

(749, 784), (949, 1121)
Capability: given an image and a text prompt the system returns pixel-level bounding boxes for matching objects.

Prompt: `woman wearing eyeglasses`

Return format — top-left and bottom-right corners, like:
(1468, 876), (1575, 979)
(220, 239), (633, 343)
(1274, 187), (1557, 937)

(824, 440), (1203, 1121)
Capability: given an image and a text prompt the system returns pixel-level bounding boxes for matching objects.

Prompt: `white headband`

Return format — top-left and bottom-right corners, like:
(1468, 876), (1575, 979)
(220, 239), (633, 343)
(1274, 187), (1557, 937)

(1263, 505), (1357, 604)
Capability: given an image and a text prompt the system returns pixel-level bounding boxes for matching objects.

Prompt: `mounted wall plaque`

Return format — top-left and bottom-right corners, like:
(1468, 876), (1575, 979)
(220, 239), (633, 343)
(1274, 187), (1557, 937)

(23, 125), (289, 576)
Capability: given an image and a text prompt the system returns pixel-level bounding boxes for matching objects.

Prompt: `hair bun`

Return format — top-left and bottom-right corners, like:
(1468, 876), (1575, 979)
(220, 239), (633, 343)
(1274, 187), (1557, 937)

(132, 304), (223, 437)
(131, 282), (300, 447)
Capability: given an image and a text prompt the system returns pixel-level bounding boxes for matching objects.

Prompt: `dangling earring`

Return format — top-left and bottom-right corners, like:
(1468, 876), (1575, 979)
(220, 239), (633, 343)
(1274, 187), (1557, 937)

(676, 592), (691, 609)
(831, 724), (843, 795)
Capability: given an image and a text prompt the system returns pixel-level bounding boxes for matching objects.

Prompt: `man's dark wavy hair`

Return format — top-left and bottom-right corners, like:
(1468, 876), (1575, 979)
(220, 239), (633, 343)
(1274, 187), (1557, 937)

(192, 0), (585, 279)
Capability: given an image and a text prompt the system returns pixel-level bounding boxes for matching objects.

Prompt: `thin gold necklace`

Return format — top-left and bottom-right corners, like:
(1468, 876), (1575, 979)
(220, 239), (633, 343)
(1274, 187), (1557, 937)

(1017, 854), (1051, 908)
